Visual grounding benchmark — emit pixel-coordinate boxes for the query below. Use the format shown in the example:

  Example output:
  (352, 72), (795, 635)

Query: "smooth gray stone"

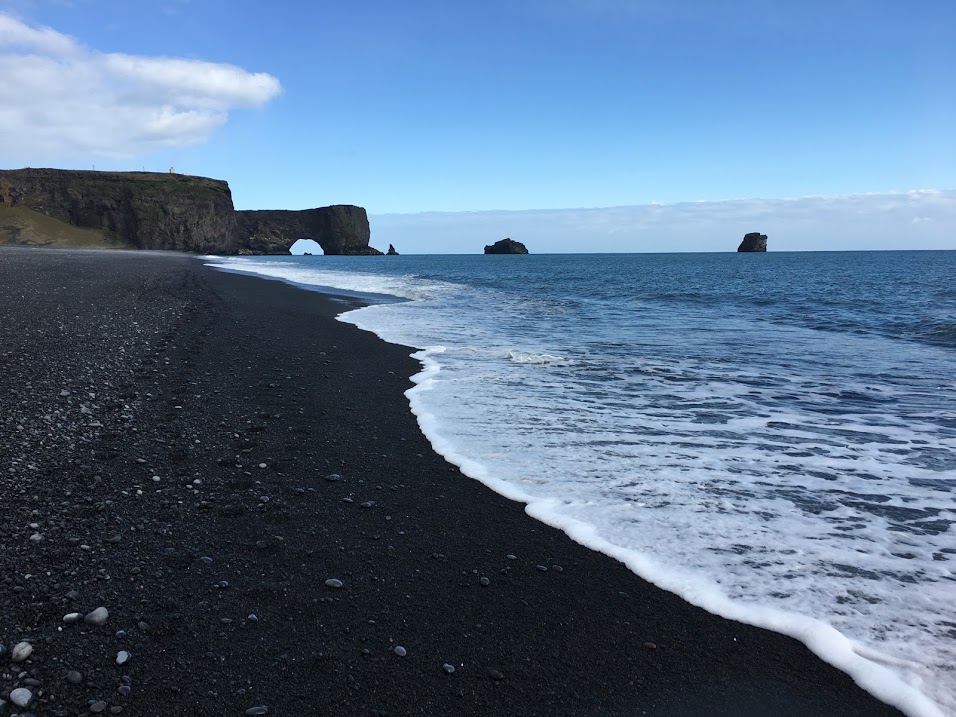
(84, 606), (109, 625)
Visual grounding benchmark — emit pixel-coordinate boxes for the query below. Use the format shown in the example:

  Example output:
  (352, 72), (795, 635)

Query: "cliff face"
(235, 206), (380, 255)
(0, 169), (238, 253)
(0, 168), (378, 256)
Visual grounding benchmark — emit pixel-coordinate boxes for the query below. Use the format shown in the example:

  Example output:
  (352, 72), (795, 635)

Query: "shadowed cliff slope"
(0, 169), (238, 253)
(0, 168), (377, 255)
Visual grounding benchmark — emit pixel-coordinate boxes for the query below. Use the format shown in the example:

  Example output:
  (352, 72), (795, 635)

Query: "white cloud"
(371, 190), (956, 254)
(0, 12), (281, 160)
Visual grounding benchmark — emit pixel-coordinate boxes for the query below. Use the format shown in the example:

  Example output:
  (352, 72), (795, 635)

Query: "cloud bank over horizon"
(0, 12), (281, 161)
(370, 190), (956, 254)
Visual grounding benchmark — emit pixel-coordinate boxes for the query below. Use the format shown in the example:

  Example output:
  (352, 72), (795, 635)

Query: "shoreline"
(0, 246), (909, 716)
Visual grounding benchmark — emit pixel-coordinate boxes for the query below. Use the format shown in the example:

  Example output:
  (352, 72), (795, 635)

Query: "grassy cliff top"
(0, 168), (231, 194)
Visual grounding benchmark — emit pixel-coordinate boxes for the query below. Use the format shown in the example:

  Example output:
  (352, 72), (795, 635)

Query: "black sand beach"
(0, 247), (906, 717)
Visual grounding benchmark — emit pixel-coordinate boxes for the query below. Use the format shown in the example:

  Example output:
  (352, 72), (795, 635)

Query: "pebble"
(393, 645), (407, 657)
(487, 668), (505, 681)
(85, 607), (109, 625)
(479, 576), (491, 586)
(442, 663), (456, 674)
(247, 614), (258, 622)
(258, 463), (267, 469)
(325, 578), (344, 589)
(29, 532), (44, 542)
(644, 642), (658, 650)
(10, 688), (32, 707)
(116, 650), (131, 665)
(535, 565), (549, 572)
(90, 701), (107, 713)
(11, 641), (33, 662)
(66, 670), (83, 685)
(246, 707), (269, 716)
(118, 685), (131, 697)
(216, 580), (230, 589)
(63, 611), (82, 623)
(506, 554), (517, 560)
(325, 473), (342, 482)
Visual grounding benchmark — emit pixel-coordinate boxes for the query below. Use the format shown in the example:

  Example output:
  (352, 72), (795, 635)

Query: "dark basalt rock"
(484, 238), (528, 255)
(0, 168), (381, 256)
(0, 168), (238, 253)
(386, 244), (399, 255)
(738, 232), (768, 252)
(236, 206), (380, 255)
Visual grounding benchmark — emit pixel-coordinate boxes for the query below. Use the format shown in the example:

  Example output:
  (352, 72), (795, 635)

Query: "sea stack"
(484, 238), (529, 255)
(386, 244), (399, 255)
(737, 232), (768, 252)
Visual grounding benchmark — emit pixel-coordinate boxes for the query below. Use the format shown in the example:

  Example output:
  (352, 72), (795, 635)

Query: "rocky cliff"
(737, 232), (768, 252)
(0, 168), (378, 255)
(0, 169), (238, 253)
(235, 206), (380, 255)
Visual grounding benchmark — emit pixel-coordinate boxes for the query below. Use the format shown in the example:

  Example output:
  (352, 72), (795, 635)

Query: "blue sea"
(207, 251), (956, 717)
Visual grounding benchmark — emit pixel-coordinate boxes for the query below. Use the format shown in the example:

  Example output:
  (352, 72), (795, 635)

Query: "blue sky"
(1, 0), (954, 251)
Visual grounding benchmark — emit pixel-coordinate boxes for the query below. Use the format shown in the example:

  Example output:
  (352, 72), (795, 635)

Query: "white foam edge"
(205, 263), (945, 717)
(401, 347), (946, 717)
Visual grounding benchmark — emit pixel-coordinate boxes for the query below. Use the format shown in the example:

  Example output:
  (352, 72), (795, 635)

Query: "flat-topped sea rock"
(484, 238), (528, 255)
(236, 205), (379, 255)
(738, 232), (768, 252)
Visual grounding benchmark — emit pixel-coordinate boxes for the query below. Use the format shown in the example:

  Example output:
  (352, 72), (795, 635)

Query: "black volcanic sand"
(0, 246), (906, 717)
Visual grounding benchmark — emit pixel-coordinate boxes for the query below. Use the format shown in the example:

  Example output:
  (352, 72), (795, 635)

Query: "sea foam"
(206, 252), (956, 717)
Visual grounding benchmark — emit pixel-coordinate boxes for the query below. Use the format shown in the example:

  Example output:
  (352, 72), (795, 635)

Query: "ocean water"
(206, 251), (956, 717)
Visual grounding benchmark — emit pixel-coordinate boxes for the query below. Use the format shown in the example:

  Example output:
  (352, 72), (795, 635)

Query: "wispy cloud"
(0, 12), (281, 160)
(371, 190), (956, 253)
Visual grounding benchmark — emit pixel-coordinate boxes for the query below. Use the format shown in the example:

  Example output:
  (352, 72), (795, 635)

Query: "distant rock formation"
(386, 244), (399, 255)
(236, 206), (379, 255)
(0, 168), (380, 255)
(738, 232), (768, 252)
(484, 238), (528, 255)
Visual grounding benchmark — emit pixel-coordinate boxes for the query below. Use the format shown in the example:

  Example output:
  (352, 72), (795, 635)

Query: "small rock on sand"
(10, 687), (33, 707)
(85, 607), (109, 625)
(325, 578), (344, 589)
(12, 641), (33, 662)
(394, 645), (407, 656)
